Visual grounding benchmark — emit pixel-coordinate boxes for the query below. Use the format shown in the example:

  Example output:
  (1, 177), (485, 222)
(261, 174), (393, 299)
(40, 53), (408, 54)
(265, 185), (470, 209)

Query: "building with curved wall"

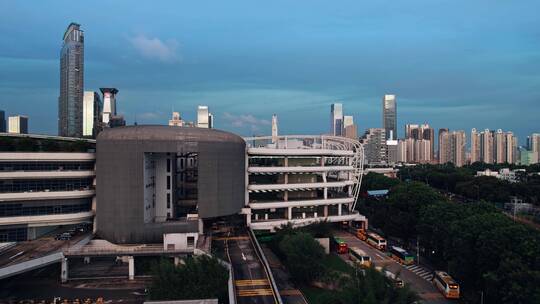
(243, 135), (367, 231)
(96, 125), (246, 244)
(0, 133), (95, 242)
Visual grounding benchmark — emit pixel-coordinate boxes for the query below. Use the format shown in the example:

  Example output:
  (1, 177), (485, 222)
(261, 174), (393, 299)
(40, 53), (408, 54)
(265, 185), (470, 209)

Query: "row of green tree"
(268, 223), (419, 304)
(398, 163), (540, 206)
(359, 172), (540, 303)
(148, 255), (229, 303)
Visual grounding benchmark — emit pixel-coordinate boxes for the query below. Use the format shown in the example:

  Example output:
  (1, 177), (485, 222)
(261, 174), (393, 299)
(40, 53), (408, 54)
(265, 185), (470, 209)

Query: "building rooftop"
(97, 125), (245, 144)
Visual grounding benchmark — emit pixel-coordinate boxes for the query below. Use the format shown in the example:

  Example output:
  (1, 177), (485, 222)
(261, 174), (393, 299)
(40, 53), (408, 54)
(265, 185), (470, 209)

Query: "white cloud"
(129, 35), (180, 63)
(223, 112), (270, 131)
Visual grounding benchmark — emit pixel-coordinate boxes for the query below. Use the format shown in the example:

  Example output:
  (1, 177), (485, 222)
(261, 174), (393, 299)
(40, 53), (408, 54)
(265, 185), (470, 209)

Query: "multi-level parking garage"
(243, 135), (367, 231)
(0, 134), (96, 241)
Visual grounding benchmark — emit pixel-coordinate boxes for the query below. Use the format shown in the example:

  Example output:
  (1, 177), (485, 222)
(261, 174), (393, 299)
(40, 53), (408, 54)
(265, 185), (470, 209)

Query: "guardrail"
(248, 228), (283, 304)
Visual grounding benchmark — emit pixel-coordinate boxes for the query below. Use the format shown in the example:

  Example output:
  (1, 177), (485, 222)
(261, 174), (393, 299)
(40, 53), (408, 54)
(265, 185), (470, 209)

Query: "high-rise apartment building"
(82, 91), (102, 138)
(197, 106), (212, 128)
(480, 129), (494, 164)
(405, 123), (434, 158)
(494, 129), (506, 164)
(529, 133), (540, 155)
(331, 103), (343, 136)
(8, 115), (29, 134)
(382, 95), (397, 140)
(362, 128), (386, 164)
(59, 23), (84, 137)
(439, 130), (466, 167)
(0, 110), (5, 132)
(470, 128), (481, 163)
(505, 132), (518, 164)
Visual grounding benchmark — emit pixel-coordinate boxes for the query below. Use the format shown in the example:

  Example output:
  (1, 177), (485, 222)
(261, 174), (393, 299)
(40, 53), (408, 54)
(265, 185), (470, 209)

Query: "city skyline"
(1, 1), (539, 140)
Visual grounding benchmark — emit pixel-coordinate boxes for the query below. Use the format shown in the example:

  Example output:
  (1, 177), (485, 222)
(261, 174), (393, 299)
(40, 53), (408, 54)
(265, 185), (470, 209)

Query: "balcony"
(249, 197), (355, 210)
(248, 181), (354, 192)
(248, 165), (354, 174)
(0, 170), (95, 180)
(0, 190), (95, 201)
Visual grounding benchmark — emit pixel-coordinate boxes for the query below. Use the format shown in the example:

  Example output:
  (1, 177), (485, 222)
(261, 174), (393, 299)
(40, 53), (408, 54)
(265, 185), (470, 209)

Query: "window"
(167, 193), (171, 208)
(166, 159), (171, 173)
(167, 176), (171, 190)
(187, 236), (195, 248)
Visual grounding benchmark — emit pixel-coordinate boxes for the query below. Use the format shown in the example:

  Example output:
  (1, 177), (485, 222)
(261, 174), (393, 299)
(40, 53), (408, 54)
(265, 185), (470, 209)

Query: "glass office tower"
(382, 95), (397, 140)
(59, 23), (84, 137)
(331, 103), (343, 136)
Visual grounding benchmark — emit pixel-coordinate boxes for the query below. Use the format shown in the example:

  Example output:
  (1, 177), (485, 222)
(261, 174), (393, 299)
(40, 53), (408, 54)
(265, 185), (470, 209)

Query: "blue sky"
(0, 0), (539, 142)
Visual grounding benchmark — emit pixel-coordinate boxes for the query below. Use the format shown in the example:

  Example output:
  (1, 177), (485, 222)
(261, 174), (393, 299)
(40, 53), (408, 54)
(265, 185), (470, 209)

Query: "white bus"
(366, 232), (387, 251)
(349, 247), (372, 267)
(433, 271), (460, 299)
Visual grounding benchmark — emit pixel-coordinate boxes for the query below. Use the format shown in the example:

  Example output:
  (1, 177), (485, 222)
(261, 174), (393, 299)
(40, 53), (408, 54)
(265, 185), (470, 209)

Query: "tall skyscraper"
(271, 114), (278, 143)
(330, 103), (343, 136)
(82, 91), (102, 138)
(0, 110), (5, 132)
(197, 105), (211, 128)
(343, 115), (358, 140)
(59, 23), (84, 137)
(8, 115), (28, 134)
(382, 94), (397, 140)
(470, 128), (481, 163)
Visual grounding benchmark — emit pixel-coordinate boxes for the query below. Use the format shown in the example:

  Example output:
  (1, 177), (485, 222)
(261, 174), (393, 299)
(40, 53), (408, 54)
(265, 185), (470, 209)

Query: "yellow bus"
(349, 247), (372, 268)
(366, 232), (387, 251)
(433, 271), (460, 299)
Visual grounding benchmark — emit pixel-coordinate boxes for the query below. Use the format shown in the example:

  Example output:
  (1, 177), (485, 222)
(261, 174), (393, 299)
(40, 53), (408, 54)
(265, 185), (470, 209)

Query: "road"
(223, 232), (278, 304)
(0, 230), (91, 268)
(333, 230), (455, 304)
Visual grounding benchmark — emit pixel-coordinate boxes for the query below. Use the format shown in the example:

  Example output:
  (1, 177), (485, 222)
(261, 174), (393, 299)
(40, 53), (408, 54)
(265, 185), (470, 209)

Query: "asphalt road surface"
(224, 233), (278, 304)
(333, 230), (456, 304)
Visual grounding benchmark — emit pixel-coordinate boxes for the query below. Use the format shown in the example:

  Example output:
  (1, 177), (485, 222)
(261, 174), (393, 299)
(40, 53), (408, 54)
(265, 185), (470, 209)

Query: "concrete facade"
(96, 125), (246, 244)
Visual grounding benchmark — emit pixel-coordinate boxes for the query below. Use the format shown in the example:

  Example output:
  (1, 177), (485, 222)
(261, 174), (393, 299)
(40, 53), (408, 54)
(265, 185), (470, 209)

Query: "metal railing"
(244, 135), (364, 211)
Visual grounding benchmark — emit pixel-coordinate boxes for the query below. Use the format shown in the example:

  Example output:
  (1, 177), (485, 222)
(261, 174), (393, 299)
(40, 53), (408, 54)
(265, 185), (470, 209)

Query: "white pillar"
(198, 219), (204, 235)
(61, 258), (68, 283)
(128, 256), (135, 280)
(288, 207), (292, 220)
(324, 206), (328, 217)
(338, 204), (342, 216)
(174, 256), (181, 266)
